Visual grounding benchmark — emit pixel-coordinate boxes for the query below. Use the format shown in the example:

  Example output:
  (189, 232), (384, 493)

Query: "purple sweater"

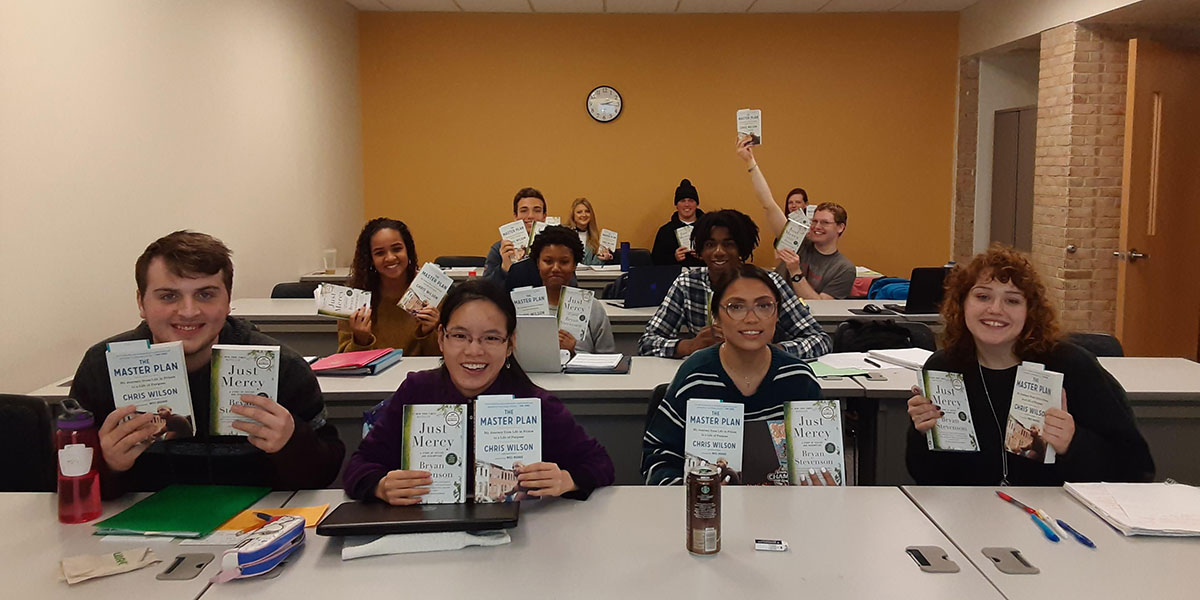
(343, 367), (615, 501)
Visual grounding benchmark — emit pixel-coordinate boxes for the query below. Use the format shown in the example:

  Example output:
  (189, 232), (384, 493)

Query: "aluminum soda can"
(687, 466), (721, 554)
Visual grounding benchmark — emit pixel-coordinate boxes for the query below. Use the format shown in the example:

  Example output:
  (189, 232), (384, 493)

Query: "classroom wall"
(960, 0), (1142, 56)
(360, 13), (958, 276)
(0, 0), (363, 394)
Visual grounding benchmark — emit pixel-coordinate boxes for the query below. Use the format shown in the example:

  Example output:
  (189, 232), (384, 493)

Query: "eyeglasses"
(810, 219), (838, 227)
(443, 331), (509, 348)
(721, 301), (777, 321)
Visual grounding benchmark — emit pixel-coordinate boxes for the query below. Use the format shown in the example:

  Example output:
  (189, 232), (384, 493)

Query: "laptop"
(884, 267), (948, 315)
(624, 265), (682, 308)
(316, 501), (519, 536)
(514, 315), (566, 373)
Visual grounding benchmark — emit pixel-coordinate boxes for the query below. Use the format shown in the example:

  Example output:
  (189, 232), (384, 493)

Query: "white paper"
(565, 353), (623, 369)
(499, 220), (531, 262)
(398, 262), (453, 315)
(684, 399), (745, 477)
(474, 395), (541, 503)
(316, 283), (371, 319)
(545, 216), (561, 226)
(1066, 482), (1200, 536)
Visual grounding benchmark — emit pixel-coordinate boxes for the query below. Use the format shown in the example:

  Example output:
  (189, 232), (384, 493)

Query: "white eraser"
(754, 539), (789, 552)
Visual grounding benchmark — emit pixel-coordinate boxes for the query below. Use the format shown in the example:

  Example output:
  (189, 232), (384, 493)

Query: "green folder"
(93, 484), (271, 538)
(807, 361), (868, 378)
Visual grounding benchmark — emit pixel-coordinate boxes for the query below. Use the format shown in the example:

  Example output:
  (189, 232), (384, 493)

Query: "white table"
(904, 486), (1200, 600)
(804, 299), (944, 333)
(299, 268), (351, 284)
(3, 491), (293, 599)
(196, 487), (1002, 600)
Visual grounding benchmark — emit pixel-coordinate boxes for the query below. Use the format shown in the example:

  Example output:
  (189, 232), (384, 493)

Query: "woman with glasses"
(530, 225), (615, 355)
(342, 279), (615, 504)
(642, 264), (830, 486)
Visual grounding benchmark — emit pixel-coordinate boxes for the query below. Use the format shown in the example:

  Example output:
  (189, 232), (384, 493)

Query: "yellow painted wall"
(360, 13), (957, 277)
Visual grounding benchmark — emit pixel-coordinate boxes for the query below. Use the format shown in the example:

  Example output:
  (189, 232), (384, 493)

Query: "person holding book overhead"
(642, 264), (831, 486)
(343, 279), (615, 504)
(69, 231), (345, 497)
(638, 209), (831, 359)
(905, 245), (1154, 486)
(339, 218), (440, 356)
(528, 225), (615, 355)
(568, 197), (614, 265)
(650, 178), (705, 267)
(484, 187), (548, 284)
(736, 136), (855, 300)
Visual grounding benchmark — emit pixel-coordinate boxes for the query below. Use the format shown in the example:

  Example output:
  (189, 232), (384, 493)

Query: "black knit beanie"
(674, 179), (699, 204)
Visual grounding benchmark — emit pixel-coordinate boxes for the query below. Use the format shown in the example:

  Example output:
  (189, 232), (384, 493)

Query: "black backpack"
(831, 319), (936, 353)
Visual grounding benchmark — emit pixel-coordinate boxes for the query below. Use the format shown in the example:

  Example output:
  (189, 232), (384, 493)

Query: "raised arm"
(736, 135), (788, 237)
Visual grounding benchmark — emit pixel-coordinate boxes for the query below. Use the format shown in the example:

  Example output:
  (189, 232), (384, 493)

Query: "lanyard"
(977, 363), (1010, 486)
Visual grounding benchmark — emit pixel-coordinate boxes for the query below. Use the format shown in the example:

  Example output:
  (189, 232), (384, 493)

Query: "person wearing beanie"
(651, 178), (706, 266)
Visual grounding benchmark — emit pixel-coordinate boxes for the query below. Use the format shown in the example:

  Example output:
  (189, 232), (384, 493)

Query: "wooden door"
(1117, 39), (1200, 359)
(990, 107), (1035, 250)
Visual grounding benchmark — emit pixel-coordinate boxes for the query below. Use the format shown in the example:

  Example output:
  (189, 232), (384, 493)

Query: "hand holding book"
(97, 405), (161, 472)
(229, 394), (295, 454)
(558, 329), (578, 355)
(516, 462), (577, 498)
(374, 469), (433, 506)
(1042, 390), (1075, 455)
(907, 385), (943, 433)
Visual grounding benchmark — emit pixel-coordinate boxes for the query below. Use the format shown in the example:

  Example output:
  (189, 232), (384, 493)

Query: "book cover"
(398, 262), (453, 315)
(315, 283), (371, 319)
(499, 220), (532, 262)
(1004, 362), (1063, 464)
(766, 420), (789, 485)
(784, 400), (845, 485)
(530, 221), (551, 243)
(919, 370), (979, 452)
(775, 215), (811, 253)
(674, 225), (694, 251)
(736, 108), (762, 145)
(704, 289), (714, 327)
(105, 340), (194, 441)
(599, 229), (619, 253)
(210, 345), (280, 436)
(684, 399), (745, 484)
(510, 286), (553, 316)
(544, 216), (561, 226)
(474, 395), (541, 503)
(402, 404), (467, 504)
(557, 286), (594, 343)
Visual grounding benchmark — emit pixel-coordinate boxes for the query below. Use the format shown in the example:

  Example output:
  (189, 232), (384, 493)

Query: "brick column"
(952, 57), (979, 264)
(1033, 23), (1127, 334)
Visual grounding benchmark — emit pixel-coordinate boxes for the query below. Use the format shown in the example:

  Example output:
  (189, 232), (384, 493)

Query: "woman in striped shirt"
(641, 264), (833, 486)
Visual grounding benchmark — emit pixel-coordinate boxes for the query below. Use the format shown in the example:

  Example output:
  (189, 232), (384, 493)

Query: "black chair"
(271, 281), (320, 298)
(644, 383), (671, 433)
(434, 256), (486, 268)
(0, 394), (56, 492)
(627, 248), (653, 267)
(1066, 332), (1124, 357)
(831, 319), (937, 353)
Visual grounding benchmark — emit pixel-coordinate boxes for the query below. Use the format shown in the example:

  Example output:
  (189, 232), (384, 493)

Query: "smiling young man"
(776, 202), (856, 300)
(650, 178), (706, 267)
(69, 231), (344, 497)
(638, 209), (832, 359)
(484, 187), (548, 283)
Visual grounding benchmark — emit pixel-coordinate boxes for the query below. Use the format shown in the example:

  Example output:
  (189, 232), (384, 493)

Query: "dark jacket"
(905, 342), (1154, 486)
(69, 316), (345, 497)
(651, 210), (706, 267)
(343, 367), (615, 501)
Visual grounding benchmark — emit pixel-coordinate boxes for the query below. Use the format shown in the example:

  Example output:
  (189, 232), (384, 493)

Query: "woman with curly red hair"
(905, 245), (1154, 485)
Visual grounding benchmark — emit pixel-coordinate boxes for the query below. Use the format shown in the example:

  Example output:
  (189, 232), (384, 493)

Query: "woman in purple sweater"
(343, 279), (615, 503)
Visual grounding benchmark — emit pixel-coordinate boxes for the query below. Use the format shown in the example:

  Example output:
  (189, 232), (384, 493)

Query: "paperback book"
(511, 286), (553, 316)
(398, 262), (453, 315)
(684, 399), (745, 484)
(557, 286), (595, 343)
(919, 370), (979, 452)
(315, 283), (371, 319)
(474, 395), (542, 503)
(736, 108), (762, 145)
(775, 214), (811, 253)
(599, 229), (619, 253)
(499, 220), (532, 263)
(545, 217), (561, 226)
(402, 404), (467, 504)
(784, 400), (845, 485)
(675, 225), (694, 251)
(530, 221), (551, 243)
(1004, 362), (1063, 464)
(210, 345), (280, 436)
(105, 340), (194, 441)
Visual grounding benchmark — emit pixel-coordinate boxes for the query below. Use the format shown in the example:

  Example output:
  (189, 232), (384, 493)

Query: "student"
(484, 187), (547, 284)
(69, 231), (345, 496)
(638, 209), (832, 359)
(905, 245), (1155, 486)
(568, 197), (614, 266)
(343, 279), (616, 503)
(641, 264), (831, 486)
(339, 218), (440, 356)
(527, 225), (616, 355)
(784, 187), (809, 221)
(650, 179), (705, 267)
(736, 136), (855, 299)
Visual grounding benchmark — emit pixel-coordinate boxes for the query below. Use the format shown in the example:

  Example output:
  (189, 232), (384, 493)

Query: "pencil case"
(212, 515), (305, 582)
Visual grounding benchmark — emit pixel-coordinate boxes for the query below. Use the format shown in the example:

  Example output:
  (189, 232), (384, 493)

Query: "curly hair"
(530, 225), (584, 265)
(347, 218), (419, 313)
(941, 244), (1060, 360)
(693, 209), (760, 262)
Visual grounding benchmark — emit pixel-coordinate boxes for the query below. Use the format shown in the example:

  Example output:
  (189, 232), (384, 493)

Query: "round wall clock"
(586, 86), (622, 123)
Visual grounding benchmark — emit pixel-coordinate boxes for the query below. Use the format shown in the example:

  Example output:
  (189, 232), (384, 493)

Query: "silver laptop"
(514, 315), (564, 373)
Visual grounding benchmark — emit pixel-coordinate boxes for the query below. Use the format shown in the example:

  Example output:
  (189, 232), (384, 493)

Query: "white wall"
(0, 0), (363, 394)
(960, 0), (1141, 56)
(973, 51), (1040, 253)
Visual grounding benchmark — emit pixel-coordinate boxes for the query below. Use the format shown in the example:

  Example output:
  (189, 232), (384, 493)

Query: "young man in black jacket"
(650, 178), (705, 267)
(69, 231), (344, 497)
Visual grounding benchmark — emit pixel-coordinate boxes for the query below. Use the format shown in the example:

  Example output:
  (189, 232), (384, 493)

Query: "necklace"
(720, 343), (768, 393)
(977, 362), (1010, 486)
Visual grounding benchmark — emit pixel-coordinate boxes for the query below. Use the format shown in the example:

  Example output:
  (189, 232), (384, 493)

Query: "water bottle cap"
(57, 398), (95, 430)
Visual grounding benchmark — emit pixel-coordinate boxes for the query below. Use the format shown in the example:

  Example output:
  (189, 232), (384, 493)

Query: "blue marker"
(1057, 519), (1096, 549)
(1031, 514), (1060, 542)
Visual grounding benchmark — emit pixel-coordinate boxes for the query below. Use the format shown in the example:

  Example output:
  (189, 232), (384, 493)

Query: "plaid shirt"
(637, 269), (832, 358)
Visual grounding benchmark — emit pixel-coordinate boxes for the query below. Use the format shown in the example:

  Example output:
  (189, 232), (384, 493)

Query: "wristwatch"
(790, 272), (804, 283)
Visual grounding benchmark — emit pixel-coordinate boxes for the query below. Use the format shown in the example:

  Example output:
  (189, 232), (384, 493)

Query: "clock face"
(587, 86), (622, 123)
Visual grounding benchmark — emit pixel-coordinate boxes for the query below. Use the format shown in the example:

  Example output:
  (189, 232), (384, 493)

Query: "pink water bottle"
(56, 399), (102, 524)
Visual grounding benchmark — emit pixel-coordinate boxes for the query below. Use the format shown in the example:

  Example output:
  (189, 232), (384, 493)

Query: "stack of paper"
(1065, 482), (1200, 536)
(563, 353), (625, 373)
(867, 348), (934, 370)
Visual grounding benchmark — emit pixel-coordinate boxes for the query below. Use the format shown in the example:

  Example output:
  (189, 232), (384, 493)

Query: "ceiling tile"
(605, 0), (679, 12)
(677, 0), (755, 13)
(377, 0), (462, 9)
(891, 0), (978, 11)
(455, 0), (533, 12)
(344, 0), (389, 10)
(531, 0), (604, 12)
(819, 0), (904, 12)
(748, 0), (829, 13)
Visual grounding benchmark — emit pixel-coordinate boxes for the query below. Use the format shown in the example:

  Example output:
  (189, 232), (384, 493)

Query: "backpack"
(832, 319), (936, 353)
(868, 277), (909, 300)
